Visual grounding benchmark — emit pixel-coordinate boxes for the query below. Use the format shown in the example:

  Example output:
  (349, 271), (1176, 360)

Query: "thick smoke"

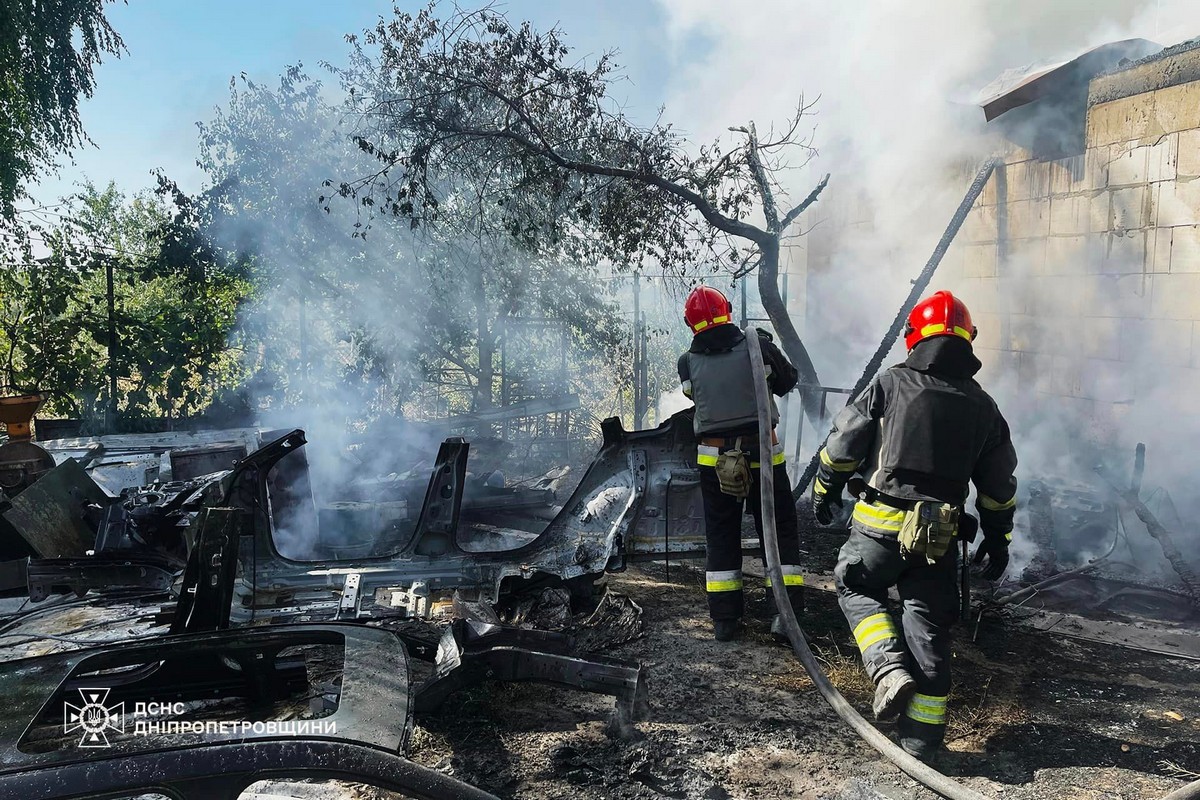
(199, 74), (624, 559)
(654, 0), (1200, 579)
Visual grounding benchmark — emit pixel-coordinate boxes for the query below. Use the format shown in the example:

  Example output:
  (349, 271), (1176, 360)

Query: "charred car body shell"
(231, 413), (705, 619)
(0, 623), (498, 800)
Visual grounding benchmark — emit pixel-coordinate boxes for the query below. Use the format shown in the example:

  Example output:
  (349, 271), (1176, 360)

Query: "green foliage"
(195, 67), (627, 423)
(0, 182), (251, 430)
(333, 4), (787, 277)
(334, 3), (828, 419)
(0, 0), (124, 217)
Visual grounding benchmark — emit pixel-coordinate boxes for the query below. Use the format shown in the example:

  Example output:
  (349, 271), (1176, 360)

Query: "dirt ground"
(402, 561), (1200, 800)
(8, 524), (1200, 799)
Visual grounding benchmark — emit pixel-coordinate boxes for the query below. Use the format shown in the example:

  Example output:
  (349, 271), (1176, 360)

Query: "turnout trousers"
(698, 441), (805, 622)
(834, 520), (958, 748)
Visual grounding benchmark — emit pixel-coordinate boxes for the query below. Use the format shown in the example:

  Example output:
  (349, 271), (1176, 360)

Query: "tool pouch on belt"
(898, 501), (959, 565)
(714, 436), (752, 499)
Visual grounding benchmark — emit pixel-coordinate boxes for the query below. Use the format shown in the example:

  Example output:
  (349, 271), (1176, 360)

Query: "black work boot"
(768, 615), (797, 646)
(763, 585), (805, 615)
(898, 717), (947, 762)
(872, 668), (917, 721)
(713, 618), (741, 641)
(765, 587), (804, 645)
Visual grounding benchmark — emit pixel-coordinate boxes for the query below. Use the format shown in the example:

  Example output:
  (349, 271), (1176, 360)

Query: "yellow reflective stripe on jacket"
(751, 443), (786, 468)
(706, 569), (743, 592)
(979, 493), (1016, 511)
(852, 500), (906, 532)
(697, 444), (720, 467)
(905, 693), (948, 726)
(1004, 531), (1013, 542)
(819, 448), (860, 473)
(765, 565), (805, 587)
(813, 477), (829, 496)
(852, 612), (898, 652)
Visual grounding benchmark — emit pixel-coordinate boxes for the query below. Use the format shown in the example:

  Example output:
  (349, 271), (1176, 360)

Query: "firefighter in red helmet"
(811, 289), (1017, 760)
(678, 285), (805, 641)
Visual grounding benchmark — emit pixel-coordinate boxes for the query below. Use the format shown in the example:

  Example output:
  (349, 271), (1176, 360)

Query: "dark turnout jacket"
(815, 337), (1018, 546)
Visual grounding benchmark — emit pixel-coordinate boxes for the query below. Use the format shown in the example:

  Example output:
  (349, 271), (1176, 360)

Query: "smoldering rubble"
(5, 5), (1200, 799)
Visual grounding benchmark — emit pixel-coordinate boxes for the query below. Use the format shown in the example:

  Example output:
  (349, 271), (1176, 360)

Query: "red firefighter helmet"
(904, 290), (977, 351)
(684, 286), (733, 334)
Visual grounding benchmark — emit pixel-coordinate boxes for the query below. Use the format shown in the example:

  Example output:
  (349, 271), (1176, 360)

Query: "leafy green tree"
(0, 182), (250, 430)
(0, 0), (124, 218)
(333, 4), (830, 424)
(196, 68), (627, 424)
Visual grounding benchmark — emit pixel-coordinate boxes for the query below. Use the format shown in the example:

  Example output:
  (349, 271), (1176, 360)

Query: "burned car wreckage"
(0, 407), (711, 799)
(3, 392), (1199, 798)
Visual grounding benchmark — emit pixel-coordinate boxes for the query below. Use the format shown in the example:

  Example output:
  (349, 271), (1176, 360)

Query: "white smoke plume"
(653, 0), (1200, 575)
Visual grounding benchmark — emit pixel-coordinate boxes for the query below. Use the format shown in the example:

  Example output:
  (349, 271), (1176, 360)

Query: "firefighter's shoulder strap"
(715, 436), (751, 499)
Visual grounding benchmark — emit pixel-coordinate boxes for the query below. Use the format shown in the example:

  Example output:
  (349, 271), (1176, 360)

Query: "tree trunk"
(473, 263), (495, 438)
(757, 238), (824, 428)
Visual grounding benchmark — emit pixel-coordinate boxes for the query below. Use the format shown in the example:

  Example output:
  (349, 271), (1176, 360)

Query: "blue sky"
(29, 0), (684, 205)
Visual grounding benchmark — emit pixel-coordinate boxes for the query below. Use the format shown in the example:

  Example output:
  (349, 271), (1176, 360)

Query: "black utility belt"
(861, 488), (917, 512)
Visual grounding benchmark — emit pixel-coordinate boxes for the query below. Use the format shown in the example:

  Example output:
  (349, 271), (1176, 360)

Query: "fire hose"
(746, 324), (994, 800)
(753, 148), (1200, 796)
(1162, 780), (1200, 800)
(752, 326), (1200, 799)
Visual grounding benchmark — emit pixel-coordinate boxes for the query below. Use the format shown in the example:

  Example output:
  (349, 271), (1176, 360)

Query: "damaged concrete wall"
(936, 41), (1200, 449)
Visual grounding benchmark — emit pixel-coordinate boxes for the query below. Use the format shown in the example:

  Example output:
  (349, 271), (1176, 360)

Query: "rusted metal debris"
(1096, 456), (1200, 611)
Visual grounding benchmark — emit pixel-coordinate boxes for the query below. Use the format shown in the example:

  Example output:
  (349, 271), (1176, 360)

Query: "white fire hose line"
(746, 323), (994, 800)
(747, 325), (1200, 800)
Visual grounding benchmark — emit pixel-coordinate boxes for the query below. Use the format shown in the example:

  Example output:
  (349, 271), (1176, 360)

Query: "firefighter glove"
(972, 539), (1009, 581)
(811, 481), (842, 526)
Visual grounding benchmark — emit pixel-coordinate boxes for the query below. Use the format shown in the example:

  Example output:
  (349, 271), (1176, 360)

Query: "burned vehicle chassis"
(228, 415), (706, 621)
(0, 624), (498, 800)
(0, 415), (687, 794)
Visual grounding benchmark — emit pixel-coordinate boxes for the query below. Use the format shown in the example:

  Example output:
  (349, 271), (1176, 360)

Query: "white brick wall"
(1157, 180), (1200, 227)
(814, 77), (1200, 445)
(1009, 199), (1051, 239)
(1177, 130), (1200, 178)
(1109, 185), (1147, 231)
(1148, 226), (1172, 273)
(1120, 318), (1193, 365)
(1169, 224), (1200, 272)
(1150, 272), (1200, 320)
(1100, 231), (1146, 275)
(1079, 274), (1152, 319)
(962, 242), (998, 278)
(1108, 146), (1150, 186)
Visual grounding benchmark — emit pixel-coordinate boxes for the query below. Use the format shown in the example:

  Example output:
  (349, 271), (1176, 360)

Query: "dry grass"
(810, 640), (875, 705)
(408, 723), (454, 760)
(945, 676), (1031, 750)
(1160, 760), (1200, 780)
(754, 637), (872, 698)
(754, 635), (875, 707)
